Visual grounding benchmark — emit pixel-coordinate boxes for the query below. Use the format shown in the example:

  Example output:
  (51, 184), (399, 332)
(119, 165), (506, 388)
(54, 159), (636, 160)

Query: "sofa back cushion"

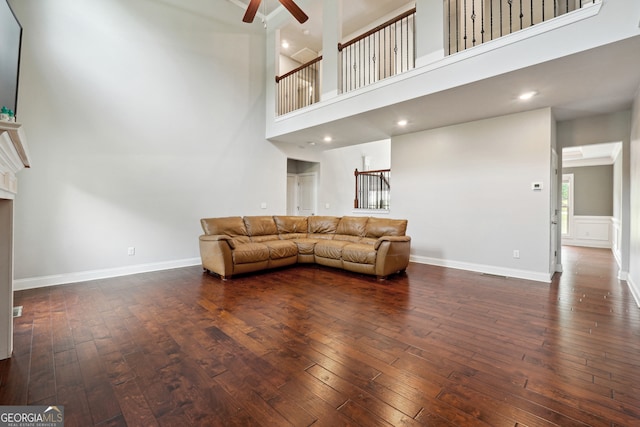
(365, 217), (408, 238)
(244, 216), (279, 243)
(273, 216), (308, 240)
(308, 216), (340, 237)
(336, 216), (368, 237)
(200, 216), (251, 246)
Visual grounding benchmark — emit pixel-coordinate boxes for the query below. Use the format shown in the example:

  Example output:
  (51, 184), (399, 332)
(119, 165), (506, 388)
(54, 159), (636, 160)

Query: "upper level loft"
(260, 0), (640, 147)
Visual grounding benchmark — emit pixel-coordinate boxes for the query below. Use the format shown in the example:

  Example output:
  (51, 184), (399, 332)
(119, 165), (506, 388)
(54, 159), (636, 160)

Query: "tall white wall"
(11, 0), (285, 286)
(392, 108), (553, 281)
(629, 87), (640, 306)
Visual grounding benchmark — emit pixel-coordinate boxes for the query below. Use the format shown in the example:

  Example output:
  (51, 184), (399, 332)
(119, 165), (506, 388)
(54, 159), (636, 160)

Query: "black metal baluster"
(472, 0), (476, 46)
(463, 0), (468, 49)
(500, 0), (503, 36)
(508, 0), (513, 34)
(481, 0), (485, 44)
(519, 0), (523, 29)
(490, 0), (493, 41)
(447, 0), (450, 54)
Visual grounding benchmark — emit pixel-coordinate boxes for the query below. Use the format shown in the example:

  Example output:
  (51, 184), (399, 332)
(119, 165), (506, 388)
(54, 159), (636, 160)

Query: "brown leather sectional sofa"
(199, 215), (411, 280)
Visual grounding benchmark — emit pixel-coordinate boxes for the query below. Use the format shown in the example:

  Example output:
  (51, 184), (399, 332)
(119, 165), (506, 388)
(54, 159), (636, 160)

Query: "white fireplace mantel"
(0, 120), (30, 360)
(0, 121), (30, 198)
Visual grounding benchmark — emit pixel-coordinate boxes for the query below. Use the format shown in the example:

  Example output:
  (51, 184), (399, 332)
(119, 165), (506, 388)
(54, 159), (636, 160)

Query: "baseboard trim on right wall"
(627, 274), (640, 308)
(409, 255), (552, 283)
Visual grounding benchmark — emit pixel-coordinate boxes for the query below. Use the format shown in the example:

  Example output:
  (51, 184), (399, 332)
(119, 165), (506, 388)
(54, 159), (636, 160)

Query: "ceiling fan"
(242, 0), (309, 24)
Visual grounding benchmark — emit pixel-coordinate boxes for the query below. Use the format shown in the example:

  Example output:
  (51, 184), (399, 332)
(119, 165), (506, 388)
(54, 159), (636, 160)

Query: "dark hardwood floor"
(1, 246), (639, 426)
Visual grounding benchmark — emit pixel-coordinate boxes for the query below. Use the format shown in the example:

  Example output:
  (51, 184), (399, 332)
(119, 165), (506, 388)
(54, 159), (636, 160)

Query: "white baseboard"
(626, 274), (640, 308)
(14, 258), (202, 291)
(410, 255), (552, 283)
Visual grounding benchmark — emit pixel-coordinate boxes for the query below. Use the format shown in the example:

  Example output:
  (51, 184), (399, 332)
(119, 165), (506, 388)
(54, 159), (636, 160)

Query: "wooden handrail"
(275, 55), (323, 83)
(338, 8), (416, 51)
(356, 168), (391, 175)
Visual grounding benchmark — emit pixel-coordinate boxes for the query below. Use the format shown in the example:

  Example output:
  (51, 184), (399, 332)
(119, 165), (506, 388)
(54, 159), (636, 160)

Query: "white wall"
(629, 87), (640, 306)
(11, 0), (285, 287)
(392, 108), (553, 281)
(319, 139), (390, 216)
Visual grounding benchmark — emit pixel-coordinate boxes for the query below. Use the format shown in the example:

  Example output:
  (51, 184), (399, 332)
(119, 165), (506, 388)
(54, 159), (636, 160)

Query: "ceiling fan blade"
(242, 0), (261, 23)
(278, 0), (309, 24)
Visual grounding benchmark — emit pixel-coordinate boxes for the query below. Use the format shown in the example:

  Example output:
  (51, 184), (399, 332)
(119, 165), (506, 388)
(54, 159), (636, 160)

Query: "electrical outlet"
(513, 250), (520, 259)
(128, 247), (135, 256)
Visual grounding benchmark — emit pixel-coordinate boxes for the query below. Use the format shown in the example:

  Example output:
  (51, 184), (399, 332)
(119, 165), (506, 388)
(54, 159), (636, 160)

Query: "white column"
(265, 27), (278, 135)
(321, 0), (341, 100)
(415, 0), (446, 67)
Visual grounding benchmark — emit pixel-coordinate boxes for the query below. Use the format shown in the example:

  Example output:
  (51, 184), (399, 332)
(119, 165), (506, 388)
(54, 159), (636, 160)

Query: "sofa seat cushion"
(293, 239), (319, 255)
(263, 240), (298, 259)
(315, 240), (350, 260)
(342, 243), (377, 265)
(232, 243), (270, 264)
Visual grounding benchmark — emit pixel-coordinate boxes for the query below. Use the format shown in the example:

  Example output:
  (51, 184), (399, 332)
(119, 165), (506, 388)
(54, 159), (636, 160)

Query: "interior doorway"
(287, 159), (319, 216)
(560, 141), (623, 274)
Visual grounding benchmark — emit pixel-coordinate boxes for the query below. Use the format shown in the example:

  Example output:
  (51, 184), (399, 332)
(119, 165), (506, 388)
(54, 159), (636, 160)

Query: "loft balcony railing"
(339, 8), (416, 94)
(275, 2), (598, 114)
(354, 168), (391, 210)
(446, 0), (599, 54)
(276, 56), (322, 116)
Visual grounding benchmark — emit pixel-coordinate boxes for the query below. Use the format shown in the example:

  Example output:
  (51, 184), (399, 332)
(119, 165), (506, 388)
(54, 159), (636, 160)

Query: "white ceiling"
(227, 1), (640, 149)
(563, 142), (622, 167)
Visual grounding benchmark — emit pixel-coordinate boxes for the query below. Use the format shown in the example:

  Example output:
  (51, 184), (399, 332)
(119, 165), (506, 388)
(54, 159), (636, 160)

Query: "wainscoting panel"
(562, 215), (612, 248)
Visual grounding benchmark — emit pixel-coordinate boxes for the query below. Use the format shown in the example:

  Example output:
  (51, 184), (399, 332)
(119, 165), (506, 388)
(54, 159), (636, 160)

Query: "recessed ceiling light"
(281, 40), (289, 49)
(397, 119), (408, 126)
(519, 91), (537, 100)
(323, 136), (332, 143)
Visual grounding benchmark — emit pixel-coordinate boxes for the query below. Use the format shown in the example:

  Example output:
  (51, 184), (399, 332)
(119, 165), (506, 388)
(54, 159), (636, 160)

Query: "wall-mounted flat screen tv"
(0, 0), (22, 115)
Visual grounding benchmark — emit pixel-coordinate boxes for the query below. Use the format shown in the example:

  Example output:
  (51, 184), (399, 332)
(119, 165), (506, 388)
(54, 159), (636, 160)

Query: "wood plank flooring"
(1, 246), (639, 426)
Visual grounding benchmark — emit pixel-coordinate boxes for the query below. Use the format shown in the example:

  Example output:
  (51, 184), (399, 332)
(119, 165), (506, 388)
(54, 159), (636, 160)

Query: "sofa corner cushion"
(308, 216), (341, 234)
(365, 217), (408, 238)
(336, 216), (369, 237)
(292, 238), (318, 255)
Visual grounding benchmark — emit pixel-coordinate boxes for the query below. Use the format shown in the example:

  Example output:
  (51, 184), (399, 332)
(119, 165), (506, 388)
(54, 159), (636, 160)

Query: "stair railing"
(354, 168), (391, 210)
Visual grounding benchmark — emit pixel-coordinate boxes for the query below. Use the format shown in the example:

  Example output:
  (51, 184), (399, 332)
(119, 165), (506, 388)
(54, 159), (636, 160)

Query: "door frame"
(287, 172), (318, 216)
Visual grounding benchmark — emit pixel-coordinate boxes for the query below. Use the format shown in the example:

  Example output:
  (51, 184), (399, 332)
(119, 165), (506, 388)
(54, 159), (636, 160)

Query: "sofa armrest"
(199, 234), (235, 279)
(374, 235), (411, 250)
(199, 234), (236, 249)
(374, 236), (411, 278)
